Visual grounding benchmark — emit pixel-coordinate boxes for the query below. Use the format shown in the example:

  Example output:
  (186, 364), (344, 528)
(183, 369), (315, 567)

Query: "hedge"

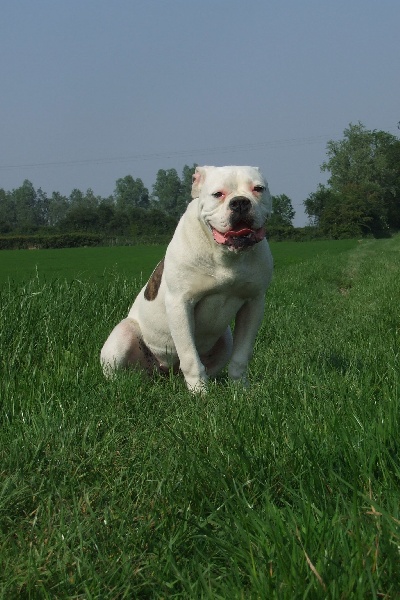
(0, 233), (177, 250)
(0, 227), (333, 250)
(0, 233), (104, 250)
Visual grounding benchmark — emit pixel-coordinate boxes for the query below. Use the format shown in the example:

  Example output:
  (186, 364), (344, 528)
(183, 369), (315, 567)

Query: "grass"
(0, 236), (399, 598)
(0, 238), (357, 284)
(0, 245), (167, 284)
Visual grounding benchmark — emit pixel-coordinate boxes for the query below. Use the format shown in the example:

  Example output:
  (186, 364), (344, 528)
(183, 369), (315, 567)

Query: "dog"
(100, 165), (273, 392)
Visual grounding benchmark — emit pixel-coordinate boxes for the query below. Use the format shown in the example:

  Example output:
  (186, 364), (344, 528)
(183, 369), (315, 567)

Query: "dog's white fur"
(100, 165), (273, 392)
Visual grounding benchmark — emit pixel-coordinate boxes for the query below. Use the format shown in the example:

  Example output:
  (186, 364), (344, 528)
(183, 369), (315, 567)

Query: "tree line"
(304, 123), (400, 238)
(1, 122), (398, 246)
(0, 167), (194, 240)
(0, 164), (296, 244)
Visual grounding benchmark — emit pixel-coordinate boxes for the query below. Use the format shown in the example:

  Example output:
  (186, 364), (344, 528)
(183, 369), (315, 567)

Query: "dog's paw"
(230, 374), (250, 390)
(228, 358), (250, 390)
(100, 358), (117, 380)
(185, 376), (209, 395)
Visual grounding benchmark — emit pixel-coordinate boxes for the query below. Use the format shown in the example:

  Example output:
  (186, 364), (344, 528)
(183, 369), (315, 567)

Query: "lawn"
(0, 245), (167, 285)
(0, 238), (357, 284)
(0, 236), (399, 598)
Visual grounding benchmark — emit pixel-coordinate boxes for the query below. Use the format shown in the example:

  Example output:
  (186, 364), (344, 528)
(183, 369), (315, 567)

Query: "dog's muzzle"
(210, 195), (266, 251)
(211, 224), (266, 251)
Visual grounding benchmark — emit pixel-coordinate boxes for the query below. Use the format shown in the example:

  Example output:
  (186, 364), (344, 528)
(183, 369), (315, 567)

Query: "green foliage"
(305, 123), (400, 237)
(270, 194), (295, 227)
(151, 164), (197, 218)
(385, 140), (400, 228)
(114, 175), (149, 212)
(0, 233), (103, 250)
(322, 123), (398, 193)
(304, 184), (334, 227)
(0, 237), (399, 596)
(13, 179), (39, 232)
(59, 204), (101, 233)
(0, 165), (202, 244)
(0, 187), (15, 233)
(2, 126), (400, 244)
(47, 191), (69, 227)
(151, 168), (182, 216)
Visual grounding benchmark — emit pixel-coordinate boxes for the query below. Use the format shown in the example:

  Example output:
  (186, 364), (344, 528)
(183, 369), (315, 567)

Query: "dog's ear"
(191, 166), (207, 198)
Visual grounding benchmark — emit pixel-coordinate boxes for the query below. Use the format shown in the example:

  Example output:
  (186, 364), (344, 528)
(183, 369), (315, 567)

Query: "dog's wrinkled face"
(192, 165), (272, 251)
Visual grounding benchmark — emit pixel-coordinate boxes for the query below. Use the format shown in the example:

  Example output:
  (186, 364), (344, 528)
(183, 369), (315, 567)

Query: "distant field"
(0, 238), (358, 285)
(0, 244), (167, 285)
(1, 236), (399, 597)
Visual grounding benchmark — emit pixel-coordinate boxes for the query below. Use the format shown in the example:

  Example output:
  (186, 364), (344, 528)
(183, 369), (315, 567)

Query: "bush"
(267, 225), (326, 242)
(0, 233), (103, 250)
(0, 232), (175, 250)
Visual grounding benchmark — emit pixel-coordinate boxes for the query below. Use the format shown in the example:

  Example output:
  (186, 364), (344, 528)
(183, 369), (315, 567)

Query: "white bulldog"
(100, 165), (273, 392)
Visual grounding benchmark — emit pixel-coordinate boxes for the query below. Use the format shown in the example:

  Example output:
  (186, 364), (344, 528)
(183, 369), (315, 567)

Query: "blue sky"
(1, 1), (399, 225)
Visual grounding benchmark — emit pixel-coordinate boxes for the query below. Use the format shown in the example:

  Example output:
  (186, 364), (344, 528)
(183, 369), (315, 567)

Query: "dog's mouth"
(211, 225), (266, 250)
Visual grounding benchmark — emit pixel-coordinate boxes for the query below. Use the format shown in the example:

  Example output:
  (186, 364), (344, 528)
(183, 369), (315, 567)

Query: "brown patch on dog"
(135, 335), (179, 376)
(144, 259), (165, 301)
(119, 317), (178, 375)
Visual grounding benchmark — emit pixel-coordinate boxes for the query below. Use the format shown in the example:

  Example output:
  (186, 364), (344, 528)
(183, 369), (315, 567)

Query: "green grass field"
(1, 237), (399, 598)
(0, 239), (357, 284)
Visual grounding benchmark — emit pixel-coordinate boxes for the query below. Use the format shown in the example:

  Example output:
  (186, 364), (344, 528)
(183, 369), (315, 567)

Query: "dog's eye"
(253, 185), (265, 193)
(212, 191), (224, 199)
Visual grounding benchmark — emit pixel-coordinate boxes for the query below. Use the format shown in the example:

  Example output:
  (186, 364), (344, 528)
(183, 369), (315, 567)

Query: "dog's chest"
(194, 291), (245, 333)
(211, 258), (264, 297)
(193, 266), (261, 332)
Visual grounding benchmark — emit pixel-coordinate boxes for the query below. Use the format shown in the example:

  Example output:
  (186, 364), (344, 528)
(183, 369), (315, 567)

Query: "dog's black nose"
(229, 196), (251, 213)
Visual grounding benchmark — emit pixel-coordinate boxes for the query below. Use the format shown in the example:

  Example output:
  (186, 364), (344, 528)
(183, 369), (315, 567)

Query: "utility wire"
(0, 135), (331, 171)
(2, 127), (398, 172)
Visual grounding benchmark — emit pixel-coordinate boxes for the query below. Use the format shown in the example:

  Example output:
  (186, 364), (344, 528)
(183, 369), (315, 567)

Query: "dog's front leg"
(165, 292), (207, 393)
(228, 295), (266, 385)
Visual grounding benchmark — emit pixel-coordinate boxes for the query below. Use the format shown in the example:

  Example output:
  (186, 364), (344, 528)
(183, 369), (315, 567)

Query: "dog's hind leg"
(201, 326), (233, 378)
(100, 318), (159, 377)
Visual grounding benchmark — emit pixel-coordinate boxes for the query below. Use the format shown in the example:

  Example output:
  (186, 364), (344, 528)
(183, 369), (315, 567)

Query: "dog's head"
(192, 165), (272, 251)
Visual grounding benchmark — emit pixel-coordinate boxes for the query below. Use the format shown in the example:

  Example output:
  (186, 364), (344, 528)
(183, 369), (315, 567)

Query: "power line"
(2, 125), (398, 173)
(0, 134), (332, 171)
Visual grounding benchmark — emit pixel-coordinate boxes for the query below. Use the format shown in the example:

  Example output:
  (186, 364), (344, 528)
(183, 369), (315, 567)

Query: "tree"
(322, 123), (398, 196)
(0, 188), (15, 233)
(114, 176), (149, 213)
(48, 192), (69, 228)
(269, 194), (295, 227)
(177, 164), (197, 214)
(316, 185), (384, 238)
(83, 188), (101, 209)
(59, 205), (99, 232)
(151, 168), (183, 218)
(305, 123), (400, 236)
(384, 140), (400, 229)
(304, 185), (334, 227)
(97, 200), (116, 233)
(13, 180), (38, 232)
(69, 188), (85, 207)
(35, 188), (50, 227)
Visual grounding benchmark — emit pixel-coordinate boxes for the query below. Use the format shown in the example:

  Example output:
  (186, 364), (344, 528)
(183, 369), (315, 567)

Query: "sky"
(1, 1), (399, 226)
